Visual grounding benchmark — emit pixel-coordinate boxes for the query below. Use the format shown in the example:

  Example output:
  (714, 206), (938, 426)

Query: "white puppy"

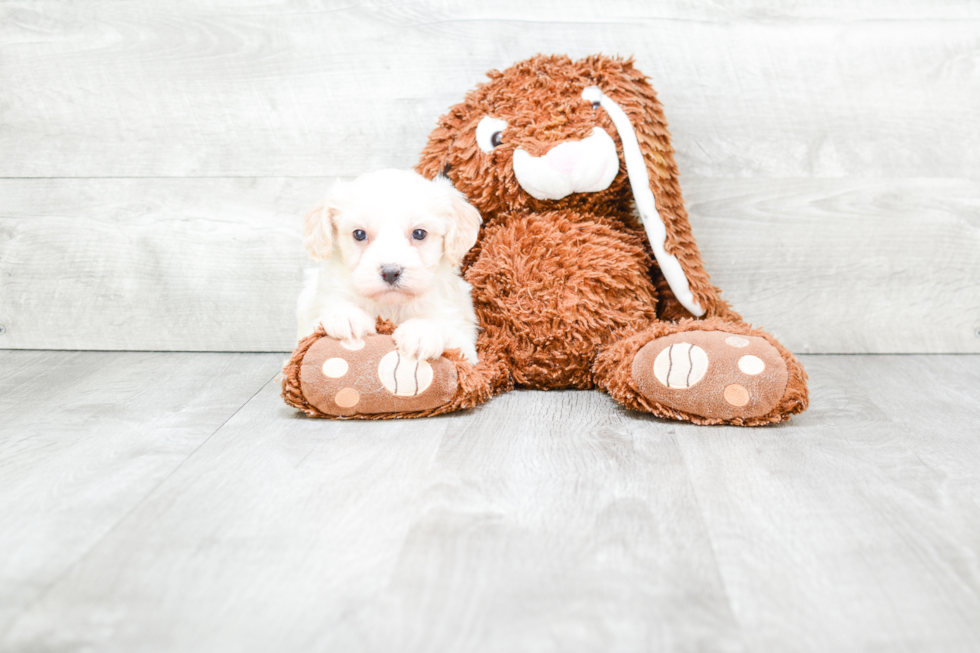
(297, 169), (482, 364)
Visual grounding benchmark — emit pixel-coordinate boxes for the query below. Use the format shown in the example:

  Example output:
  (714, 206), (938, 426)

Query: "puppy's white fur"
(297, 169), (482, 364)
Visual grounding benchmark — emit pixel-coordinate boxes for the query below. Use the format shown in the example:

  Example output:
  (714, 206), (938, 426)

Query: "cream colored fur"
(297, 169), (482, 363)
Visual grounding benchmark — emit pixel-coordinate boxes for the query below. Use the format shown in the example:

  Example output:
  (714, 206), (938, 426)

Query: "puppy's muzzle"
(380, 264), (404, 285)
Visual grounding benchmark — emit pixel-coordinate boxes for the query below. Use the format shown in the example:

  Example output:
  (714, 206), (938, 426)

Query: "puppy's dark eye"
(490, 131), (503, 147)
(353, 229), (367, 241)
(412, 229), (427, 241)
(591, 101), (601, 110)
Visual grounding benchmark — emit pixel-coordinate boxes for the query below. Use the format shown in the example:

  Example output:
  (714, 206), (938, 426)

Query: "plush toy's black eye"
(591, 101), (601, 110)
(412, 229), (427, 241)
(353, 229), (367, 241)
(476, 116), (508, 153)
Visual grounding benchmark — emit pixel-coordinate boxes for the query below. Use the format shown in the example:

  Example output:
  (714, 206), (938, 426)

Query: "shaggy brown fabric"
(283, 53), (808, 425)
(465, 210), (659, 389)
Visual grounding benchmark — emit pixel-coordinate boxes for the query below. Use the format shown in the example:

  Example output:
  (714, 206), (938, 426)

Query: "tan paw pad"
(298, 335), (458, 417)
(633, 331), (788, 420)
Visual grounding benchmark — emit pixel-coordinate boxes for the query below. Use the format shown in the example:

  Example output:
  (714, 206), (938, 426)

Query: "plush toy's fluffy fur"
(284, 54), (808, 425)
(417, 54), (807, 424)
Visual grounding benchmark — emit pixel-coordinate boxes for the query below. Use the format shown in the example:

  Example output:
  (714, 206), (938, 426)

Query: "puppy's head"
(303, 169), (481, 305)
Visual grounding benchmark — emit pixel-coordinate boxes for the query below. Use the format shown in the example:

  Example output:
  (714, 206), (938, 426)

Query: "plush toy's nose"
(541, 141), (581, 176)
(380, 265), (403, 285)
(512, 128), (619, 201)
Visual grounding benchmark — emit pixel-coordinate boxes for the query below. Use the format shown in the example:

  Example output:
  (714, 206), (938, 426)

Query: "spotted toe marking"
(724, 384), (749, 406)
(322, 357), (349, 378)
(737, 355), (765, 375)
(334, 387), (360, 408)
(725, 336), (749, 348)
(377, 351), (434, 397)
(653, 343), (708, 389)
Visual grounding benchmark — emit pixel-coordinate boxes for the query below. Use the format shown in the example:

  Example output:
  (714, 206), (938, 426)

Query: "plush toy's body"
(283, 54), (808, 425)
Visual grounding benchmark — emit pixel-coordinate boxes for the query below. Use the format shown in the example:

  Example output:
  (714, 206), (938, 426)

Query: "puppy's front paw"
(317, 308), (377, 342)
(393, 319), (445, 361)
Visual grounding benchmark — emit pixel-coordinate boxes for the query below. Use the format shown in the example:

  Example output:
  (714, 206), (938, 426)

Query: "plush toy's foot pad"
(299, 335), (458, 417)
(632, 330), (788, 421)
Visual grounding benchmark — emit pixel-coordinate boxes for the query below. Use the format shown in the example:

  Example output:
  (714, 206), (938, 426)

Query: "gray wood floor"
(1, 351), (978, 652)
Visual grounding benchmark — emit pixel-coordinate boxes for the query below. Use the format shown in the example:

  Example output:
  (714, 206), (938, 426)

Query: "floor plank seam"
(0, 369), (279, 643)
(672, 430), (750, 653)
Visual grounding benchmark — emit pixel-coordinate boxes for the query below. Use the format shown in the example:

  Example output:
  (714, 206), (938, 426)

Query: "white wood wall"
(1, 1), (978, 353)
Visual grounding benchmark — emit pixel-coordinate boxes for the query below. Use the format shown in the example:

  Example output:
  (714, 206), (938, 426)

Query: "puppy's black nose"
(380, 264), (403, 285)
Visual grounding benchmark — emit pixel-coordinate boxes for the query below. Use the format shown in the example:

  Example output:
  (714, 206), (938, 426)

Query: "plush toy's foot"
(284, 324), (514, 420)
(283, 333), (458, 418)
(594, 318), (808, 426)
(632, 330), (788, 422)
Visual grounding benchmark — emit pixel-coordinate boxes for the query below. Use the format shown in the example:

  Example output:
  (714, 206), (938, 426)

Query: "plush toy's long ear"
(435, 175), (482, 268)
(302, 180), (345, 261)
(582, 77), (728, 319)
(416, 124), (455, 181)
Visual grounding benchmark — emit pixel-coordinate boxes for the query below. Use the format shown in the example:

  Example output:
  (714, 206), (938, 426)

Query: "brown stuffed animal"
(283, 54), (808, 426)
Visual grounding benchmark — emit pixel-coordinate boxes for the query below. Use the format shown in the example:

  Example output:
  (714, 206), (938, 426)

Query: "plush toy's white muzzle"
(512, 128), (620, 201)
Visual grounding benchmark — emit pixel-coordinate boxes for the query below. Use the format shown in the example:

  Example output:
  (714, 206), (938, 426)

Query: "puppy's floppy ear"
(435, 175), (482, 268)
(302, 179), (346, 261)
